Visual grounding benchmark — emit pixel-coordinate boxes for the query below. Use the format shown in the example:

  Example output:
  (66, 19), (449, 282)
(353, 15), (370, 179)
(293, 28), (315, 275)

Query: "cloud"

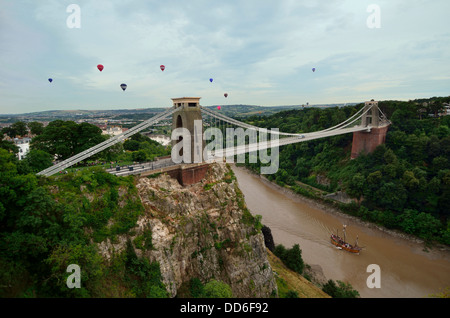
(0, 0), (449, 113)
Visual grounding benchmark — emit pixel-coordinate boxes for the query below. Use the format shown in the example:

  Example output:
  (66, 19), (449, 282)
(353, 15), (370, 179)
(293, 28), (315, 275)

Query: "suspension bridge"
(37, 97), (390, 183)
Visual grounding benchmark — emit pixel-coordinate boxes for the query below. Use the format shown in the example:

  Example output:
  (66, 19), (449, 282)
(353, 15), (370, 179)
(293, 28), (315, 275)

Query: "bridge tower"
(351, 100), (390, 159)
(171, 97), (204, 164)
(168, 97), (209, 185)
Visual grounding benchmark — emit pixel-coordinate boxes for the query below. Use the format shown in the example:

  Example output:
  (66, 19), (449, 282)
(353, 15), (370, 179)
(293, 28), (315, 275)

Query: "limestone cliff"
(100, 163), (277, 298)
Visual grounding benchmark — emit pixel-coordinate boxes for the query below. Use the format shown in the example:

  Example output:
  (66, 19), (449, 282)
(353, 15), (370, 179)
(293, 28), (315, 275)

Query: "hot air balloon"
(120, 83), (127, 91)
(210, 78), (213, 83)
(48, 78), (53, 83)
(160, 65), (165, 71)
(97, 64), (104, 72)
(217, 106), (221, 110)
(312, 68), (315, 72)
(224, 93), (228, 98)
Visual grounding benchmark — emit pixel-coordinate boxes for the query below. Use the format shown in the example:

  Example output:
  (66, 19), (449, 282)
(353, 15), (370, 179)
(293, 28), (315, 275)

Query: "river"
(231, 165), (450, 298)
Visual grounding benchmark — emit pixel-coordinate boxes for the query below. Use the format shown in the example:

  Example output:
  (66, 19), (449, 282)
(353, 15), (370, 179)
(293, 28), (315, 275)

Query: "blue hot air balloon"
(312, 68), (316, 72)
(48, 78), (53, 83)
(120, 83), (127, 91)
(210, 78), (213, 83)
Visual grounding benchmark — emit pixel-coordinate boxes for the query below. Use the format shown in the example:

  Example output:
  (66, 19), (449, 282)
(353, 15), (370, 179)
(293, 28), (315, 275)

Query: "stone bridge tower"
(351, 100), (390, 159)
(171, 97), (204, 164)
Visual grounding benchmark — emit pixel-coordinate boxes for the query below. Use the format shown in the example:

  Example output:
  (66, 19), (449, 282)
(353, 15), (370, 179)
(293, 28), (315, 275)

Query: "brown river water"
(231, 165), (450, 298)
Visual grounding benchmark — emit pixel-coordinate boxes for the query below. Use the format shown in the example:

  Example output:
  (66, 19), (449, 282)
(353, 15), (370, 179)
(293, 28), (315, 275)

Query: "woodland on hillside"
(240, 97), (450, 245)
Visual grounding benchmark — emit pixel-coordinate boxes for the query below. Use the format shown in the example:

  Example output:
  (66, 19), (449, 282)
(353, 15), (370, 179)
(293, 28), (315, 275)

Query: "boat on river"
(331, 225), (362, 254)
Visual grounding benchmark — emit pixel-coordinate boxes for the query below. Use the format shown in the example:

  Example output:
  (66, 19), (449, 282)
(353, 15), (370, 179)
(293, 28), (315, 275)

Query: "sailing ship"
(330, 225), (362, 254)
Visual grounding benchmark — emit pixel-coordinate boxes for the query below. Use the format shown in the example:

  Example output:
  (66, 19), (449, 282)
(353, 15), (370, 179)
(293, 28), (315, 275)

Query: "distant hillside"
(0, 108), (168, 121)
(203, 103), (358, 118)
(0, 103), (358, 121)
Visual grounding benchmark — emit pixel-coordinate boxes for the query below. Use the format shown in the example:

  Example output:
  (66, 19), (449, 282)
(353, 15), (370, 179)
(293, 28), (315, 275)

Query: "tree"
(0, 149), (38, 225)
(20, 149), (53, 173)
(75, 123), (105, 156)
(346, 173), (365, 203)
(97, 139), (124, 162)
(31, 121), (104, 160)
(27, 122), (44, 136)
(202, 280), (233, 298)
(1, 126), (17, 139)
(322, 279), (360, 298)
(0, 139), (18, 154)
(123, 139), (140, 151)
(189, 278), (204, 298)
(11, 122), (28, 137)
(132, 150), (147, 162)
(273, 244), (305, 275)
(283, 244), (304, 274)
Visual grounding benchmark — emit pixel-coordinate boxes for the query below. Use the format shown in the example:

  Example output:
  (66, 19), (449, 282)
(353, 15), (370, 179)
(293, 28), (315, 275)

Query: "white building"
(14, 137), (31, 160)
(149, 135), (171, 146)
(443, 103), (450, 116)
(102, 126), (129, 136)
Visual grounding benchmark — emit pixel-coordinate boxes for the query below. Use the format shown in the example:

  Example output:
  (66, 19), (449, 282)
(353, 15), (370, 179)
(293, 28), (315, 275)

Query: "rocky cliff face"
(101, 163), (277, 298)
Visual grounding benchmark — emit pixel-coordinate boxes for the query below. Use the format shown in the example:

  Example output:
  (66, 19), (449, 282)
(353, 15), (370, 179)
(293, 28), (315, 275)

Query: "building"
(443, 103), (450, 116)
(149, 134), (171, 146)
(102, 125), (129, 136)
(14, 137), (31, 160)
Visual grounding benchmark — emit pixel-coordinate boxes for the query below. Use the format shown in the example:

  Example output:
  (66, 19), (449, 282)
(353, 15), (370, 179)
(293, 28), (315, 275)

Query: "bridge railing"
(107, 158), (176, 177)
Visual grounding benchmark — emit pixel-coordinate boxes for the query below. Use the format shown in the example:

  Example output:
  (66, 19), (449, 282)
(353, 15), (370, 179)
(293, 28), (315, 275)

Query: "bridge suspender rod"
(309, 105), (374, 136)
(202, 103), (374, 139)
(38, 107), (176, 177)
(201, 106), (367, 137)
(314, 105), (367, 133)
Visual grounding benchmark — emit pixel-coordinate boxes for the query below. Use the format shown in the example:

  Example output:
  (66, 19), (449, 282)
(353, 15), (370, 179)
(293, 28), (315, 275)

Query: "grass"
(266, 249), (330, 298)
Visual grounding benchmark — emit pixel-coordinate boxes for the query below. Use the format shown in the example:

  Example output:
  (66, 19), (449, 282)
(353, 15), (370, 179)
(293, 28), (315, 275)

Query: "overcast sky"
(0, 0), (449, 114)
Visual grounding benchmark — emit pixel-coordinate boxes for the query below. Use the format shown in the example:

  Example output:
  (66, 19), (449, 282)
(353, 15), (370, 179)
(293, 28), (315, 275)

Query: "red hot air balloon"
(224, 93), (228, 98)
(97, 64), (104, 72)
(160, 65), (165, 71)
(217, 106), (221, 110)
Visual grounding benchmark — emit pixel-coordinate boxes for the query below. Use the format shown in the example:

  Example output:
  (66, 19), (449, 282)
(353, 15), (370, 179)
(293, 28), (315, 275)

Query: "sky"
(0, 0), (449, 114)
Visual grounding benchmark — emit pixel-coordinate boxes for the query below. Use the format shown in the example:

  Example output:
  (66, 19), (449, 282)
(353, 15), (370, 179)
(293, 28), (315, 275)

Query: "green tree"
(189, 278), (205, 298)
(31, 121), (104, 160)
(27, 122), (44, 135)
(346, 173), (365, 203)
(132, 149), (147, 162)
(322, 279), (360, 298)
(19, 149), (53, 173)
(273, 244), (304, 275)
(202, 280), (233, 298)
(0, 139), (18, 154)
(1, 126), (17, 139)
(283, 244), (304, 275)
(123, 139), (140, 151)
(11, 121), (28, 137)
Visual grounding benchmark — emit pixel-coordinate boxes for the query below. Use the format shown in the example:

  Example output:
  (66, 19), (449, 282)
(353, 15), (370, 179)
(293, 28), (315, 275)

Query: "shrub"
(273, 244), (304, 275)
(202, 280), (233, 298)
(322, 279), (360, 298)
